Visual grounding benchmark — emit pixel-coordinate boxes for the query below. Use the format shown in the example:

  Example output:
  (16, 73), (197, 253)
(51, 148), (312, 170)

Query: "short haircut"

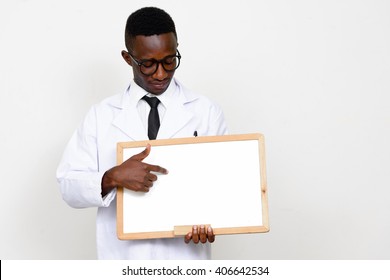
(125, 7), (177, 51)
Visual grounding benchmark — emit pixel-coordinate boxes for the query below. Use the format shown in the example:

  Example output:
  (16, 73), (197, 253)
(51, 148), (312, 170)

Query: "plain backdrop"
(1, 0), (389, 259)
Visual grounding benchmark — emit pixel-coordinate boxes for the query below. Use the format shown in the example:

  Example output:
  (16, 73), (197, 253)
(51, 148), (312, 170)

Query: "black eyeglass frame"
(127, 50), (181, 76)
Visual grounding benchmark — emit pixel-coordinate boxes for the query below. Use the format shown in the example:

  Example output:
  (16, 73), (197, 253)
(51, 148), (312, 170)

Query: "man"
(57, 7), (227, 259)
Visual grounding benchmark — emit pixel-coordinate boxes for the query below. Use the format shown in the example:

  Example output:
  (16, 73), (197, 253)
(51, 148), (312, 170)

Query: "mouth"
(150, 80), (170, 92)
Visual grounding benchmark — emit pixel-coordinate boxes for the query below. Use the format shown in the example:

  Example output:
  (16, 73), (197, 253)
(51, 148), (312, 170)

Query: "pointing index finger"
(146, 163), (169, 174)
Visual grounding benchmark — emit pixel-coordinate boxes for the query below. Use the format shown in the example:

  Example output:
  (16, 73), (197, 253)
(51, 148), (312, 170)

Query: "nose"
(152, 62), (168, 80)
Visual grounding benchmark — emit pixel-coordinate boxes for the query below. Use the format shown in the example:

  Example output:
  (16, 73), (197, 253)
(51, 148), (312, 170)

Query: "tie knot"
(142, 96), (160, 109)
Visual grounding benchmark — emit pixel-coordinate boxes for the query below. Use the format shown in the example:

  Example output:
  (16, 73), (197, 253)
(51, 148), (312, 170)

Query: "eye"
(141, 60), (155, 68)
(164, 56), (176, 65)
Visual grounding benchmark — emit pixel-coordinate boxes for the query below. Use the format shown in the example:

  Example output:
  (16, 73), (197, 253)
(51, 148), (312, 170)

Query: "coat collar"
(111, 79), (199, 141)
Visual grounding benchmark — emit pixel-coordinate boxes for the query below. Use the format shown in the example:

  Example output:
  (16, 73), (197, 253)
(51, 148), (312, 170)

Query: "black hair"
(125, 7), (177, 50)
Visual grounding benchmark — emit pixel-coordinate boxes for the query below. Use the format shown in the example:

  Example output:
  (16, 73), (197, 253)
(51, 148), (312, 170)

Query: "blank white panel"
(117, 134), (268, 239)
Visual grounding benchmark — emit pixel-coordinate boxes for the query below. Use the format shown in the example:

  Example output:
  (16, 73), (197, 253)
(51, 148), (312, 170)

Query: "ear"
(121, 50), (132, 66)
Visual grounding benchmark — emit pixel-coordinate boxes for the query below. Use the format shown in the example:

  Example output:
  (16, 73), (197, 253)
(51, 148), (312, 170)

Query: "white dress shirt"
(134, 79), (175, 132)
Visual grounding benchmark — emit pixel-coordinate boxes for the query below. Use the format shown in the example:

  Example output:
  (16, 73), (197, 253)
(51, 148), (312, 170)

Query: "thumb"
(130, 144), (151, 162)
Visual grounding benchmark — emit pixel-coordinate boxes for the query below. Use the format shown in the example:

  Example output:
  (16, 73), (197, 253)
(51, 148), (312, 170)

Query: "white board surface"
(116, 134), (268, 239)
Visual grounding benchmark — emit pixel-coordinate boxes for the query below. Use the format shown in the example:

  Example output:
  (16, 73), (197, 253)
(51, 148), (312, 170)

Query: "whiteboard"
(116, 133), (269, 240)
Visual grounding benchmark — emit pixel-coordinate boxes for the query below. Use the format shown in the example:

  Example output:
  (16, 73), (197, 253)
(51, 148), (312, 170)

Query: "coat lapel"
(157, 97), (194, 139)
(157, 80), (198, 139)
(111, 88), (148, 141)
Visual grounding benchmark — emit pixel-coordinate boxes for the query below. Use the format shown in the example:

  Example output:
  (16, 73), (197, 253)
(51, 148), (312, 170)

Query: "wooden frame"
(116, 133), (269, 240)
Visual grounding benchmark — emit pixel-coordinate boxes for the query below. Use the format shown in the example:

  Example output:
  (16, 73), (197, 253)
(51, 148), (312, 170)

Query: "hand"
(184, 225), (215, 244)
(101, 144), (168, 196)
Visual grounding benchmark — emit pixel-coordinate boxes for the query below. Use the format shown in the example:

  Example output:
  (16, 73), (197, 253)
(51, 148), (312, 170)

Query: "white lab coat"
(56, 78), (228, 259)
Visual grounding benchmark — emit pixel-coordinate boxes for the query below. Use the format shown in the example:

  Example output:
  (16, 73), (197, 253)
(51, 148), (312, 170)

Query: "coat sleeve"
(56, 106), (116, 208)
(207, 102), (229, 136)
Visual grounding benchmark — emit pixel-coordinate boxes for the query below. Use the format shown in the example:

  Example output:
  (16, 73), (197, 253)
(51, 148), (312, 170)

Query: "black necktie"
(142, 96), (161, 140)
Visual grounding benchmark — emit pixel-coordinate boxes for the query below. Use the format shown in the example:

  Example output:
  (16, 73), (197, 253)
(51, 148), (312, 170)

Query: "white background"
(0, 0), (389, 259)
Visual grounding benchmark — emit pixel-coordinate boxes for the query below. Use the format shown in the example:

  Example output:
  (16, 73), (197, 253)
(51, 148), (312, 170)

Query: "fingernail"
(208, 226), (212, 232)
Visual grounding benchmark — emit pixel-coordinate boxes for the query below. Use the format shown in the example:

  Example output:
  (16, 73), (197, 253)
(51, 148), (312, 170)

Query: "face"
(122, 33), (178, 95)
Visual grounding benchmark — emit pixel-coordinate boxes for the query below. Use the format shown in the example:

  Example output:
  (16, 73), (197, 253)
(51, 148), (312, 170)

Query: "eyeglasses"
(127, 50), (181, 76)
